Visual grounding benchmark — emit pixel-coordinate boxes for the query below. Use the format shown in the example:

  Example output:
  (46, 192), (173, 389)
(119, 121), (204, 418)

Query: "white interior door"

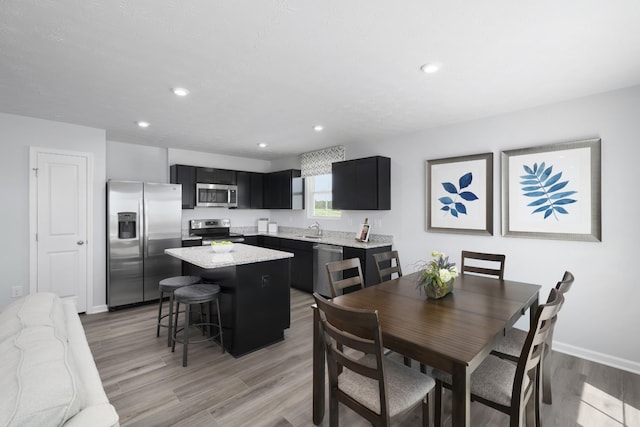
(33, 150), (89, 312)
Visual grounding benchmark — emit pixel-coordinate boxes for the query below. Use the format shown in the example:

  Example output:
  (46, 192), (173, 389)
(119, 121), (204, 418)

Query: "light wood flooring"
(81, 288), (640, 426)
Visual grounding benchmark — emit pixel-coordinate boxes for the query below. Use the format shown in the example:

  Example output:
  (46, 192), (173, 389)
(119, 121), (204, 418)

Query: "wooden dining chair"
(460, 250), (506, 279)
(433, 288), (564, 427)
(371, 250), (416, 369)
(372, 250), (403, 283)
(325, 257), (364, 298)
(492, 270), (575, 404)
(313, 293), (435, 427)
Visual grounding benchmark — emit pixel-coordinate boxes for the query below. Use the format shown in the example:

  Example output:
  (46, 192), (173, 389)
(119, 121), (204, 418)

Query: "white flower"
(439, 268), (452, 283)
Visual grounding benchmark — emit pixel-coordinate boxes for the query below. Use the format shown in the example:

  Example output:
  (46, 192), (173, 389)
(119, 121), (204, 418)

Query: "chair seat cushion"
(493, 327), (527, 358)
(338, 354), (435, 417)
(433, 354), (529, 407)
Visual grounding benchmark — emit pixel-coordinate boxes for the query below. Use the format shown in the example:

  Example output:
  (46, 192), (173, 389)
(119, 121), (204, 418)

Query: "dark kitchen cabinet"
(264, 169), (304, 210)
(258, 235), (281, 250)
(180, 238), (202, 274)
(332, 156), (390, 210)
(237, 171), (264, 209)
(196, 167), (237, 185)
(242, 235), (258, 246)
(343, 245), (392, 287)
(170, 164), (196, 209)
(280, 238), (313, 293)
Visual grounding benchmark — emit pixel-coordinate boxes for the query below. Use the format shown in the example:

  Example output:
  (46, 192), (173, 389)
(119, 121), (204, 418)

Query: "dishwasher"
(313, 244), (343, 297)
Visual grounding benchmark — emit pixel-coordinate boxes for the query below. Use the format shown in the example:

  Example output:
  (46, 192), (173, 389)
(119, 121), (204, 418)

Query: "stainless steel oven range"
(188, 218), (245, 245)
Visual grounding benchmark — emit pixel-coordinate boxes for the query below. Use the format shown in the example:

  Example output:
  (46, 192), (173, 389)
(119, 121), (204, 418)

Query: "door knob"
(77, 240), (85, 245)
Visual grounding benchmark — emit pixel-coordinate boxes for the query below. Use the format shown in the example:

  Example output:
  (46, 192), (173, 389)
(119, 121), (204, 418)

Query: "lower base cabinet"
(279, 238), (313, 293)
(253, 236), (390, 293)
(343, 245), (392, 287)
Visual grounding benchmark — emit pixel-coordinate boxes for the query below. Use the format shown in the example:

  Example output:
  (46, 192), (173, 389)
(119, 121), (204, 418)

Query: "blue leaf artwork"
(438, 172), (478, 218)
(520, 162), (577, 220)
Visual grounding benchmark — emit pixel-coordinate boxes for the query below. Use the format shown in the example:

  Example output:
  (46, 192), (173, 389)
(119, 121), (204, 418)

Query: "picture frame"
(356, 223), (371, 242)
(501, 138), (601, 241)
(426, 152), (493, 235)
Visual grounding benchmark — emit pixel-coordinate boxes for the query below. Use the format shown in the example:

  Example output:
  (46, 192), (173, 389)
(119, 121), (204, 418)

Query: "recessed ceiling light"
(313, 125), (324, 132)
(137, 121), (150, 128)
(257, 142), (268, 148)
(420, 63), (441, 74)
(172, 87), (190, 97)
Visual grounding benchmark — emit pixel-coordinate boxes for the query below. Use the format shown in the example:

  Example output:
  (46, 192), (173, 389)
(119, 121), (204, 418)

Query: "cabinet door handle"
(77, 240), (85, 245)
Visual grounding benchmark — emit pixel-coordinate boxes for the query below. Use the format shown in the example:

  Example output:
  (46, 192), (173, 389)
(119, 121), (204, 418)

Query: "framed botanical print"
(501, 138), (601, 241)
(426, 152), (493, 235)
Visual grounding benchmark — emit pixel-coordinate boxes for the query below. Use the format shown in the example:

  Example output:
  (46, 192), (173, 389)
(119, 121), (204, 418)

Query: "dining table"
(311, 271), (541, 427)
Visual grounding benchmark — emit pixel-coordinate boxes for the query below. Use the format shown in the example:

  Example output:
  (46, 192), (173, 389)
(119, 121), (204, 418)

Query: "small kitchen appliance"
(257, 218), (269, 233)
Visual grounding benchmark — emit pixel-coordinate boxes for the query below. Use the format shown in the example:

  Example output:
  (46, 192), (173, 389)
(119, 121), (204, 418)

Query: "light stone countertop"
(239, 227), (393, 249)
(165, 243), (293, 269)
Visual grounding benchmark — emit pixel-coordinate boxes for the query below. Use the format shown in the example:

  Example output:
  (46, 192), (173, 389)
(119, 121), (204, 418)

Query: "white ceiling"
(1, 1), (640, 160)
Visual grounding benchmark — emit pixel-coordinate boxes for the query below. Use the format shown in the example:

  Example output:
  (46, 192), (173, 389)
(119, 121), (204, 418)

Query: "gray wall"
(107, 140), (168, 182)
(0, 112), (107, 311)
(1, 85), (639, 373)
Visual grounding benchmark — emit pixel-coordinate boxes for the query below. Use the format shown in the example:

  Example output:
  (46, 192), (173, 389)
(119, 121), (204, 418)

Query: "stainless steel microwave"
(196, 183), (238, 208)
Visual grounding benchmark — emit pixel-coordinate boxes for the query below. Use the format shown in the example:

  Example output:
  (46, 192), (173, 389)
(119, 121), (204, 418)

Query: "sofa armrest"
(64, 404), (119, 427)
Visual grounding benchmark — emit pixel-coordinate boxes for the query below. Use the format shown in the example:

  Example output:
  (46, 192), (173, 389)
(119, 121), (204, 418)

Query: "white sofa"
(0, 292), (119, 427)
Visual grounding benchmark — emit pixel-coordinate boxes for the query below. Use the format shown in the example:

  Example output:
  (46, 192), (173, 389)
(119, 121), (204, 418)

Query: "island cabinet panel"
(183, 259), (291, 357)
(343, 245), (392, 288)
(236, 171), (264, 209)
(170, 164), (196, 209)
(332, 156), (391, 210)
(279, 238), (313, 293)
(196, 167), (237, 185)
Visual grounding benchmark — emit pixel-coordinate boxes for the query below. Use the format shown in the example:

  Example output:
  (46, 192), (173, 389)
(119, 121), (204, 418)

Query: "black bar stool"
(171, 284), (224, 367)
(156, 275), (201, 347)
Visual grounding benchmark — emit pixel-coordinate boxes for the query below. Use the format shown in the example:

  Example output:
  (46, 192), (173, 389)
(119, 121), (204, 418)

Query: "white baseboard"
(86, 304), (109, 314)
(553, 341), (640, 375)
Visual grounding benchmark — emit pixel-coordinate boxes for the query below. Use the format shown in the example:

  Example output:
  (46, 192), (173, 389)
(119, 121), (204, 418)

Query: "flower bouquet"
(416, 251), (458, 299)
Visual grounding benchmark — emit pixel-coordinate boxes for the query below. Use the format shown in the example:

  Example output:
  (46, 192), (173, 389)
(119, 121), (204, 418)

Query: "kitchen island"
(165, 244), (293, 357)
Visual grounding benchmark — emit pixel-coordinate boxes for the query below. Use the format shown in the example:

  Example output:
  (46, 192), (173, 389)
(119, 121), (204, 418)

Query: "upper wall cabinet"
(237, 171), (264, 209)
(195, 167), (237, 185)
(264, 169), (304, 210)
(170, 164), (196, 209)
(332, 156), (390, 210)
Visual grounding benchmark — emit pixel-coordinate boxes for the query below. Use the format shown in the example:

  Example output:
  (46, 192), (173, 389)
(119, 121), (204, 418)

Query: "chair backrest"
(325, 257), (364, 298)
(460, 250), (506, 280)
(545, 271), (574, 349)
(555, 271), (575, 295)
(511, 288), (564, 417)
(313, 292), (391, 424)
(372, 250), (403, 283)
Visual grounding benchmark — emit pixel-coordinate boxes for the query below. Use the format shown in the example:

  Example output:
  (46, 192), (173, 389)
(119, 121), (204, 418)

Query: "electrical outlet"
(11, 286), (23, 298)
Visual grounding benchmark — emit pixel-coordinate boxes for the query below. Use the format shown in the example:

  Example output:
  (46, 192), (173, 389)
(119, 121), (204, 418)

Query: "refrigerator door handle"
(140, 198), (146, 258)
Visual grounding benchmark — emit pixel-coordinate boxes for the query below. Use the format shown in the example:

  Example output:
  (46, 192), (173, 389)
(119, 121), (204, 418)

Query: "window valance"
(300, 145), (345, 177)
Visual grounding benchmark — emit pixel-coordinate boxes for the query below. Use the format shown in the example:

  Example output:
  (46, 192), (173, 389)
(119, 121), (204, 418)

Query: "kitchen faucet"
(309, 221), (322, 236)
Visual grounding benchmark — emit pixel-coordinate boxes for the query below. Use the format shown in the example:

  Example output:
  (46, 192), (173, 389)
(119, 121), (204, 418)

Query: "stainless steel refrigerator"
(107, 181), (182, 309)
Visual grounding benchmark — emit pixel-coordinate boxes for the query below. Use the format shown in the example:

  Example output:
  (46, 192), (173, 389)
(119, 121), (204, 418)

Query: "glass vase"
(425, 279), (453, 299)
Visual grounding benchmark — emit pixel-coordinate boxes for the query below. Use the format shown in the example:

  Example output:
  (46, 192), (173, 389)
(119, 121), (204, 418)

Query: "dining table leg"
(312, 305), (325, 425)
(451, 363), (471, 427)
(529, 295), (539, 327)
